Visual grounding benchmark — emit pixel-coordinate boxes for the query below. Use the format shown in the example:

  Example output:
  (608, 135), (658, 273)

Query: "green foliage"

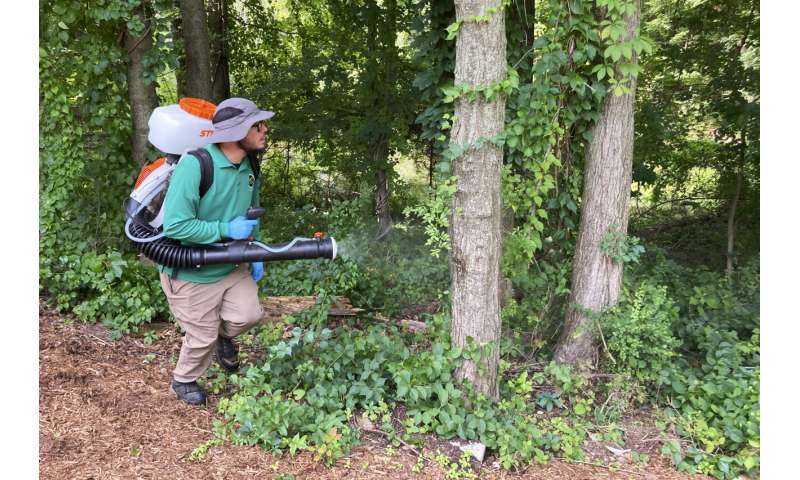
(411, 0), (456, 157)
(45, 250), (169, 338)
(445, 0), (512, 41)
(403, 176), (456, 257)
(659, 270), (759, 479)
(218, 300), (599, 467)
(501, 251), (572, 347)
(501, 0), (647, 274)
(40, 0), (178, 333)
(603, 282), (681, 383)
(440, 67), (520, 105)
(600, 227), (645, 264)
(188, 437), (223, 462)
(264, 257), (362, 299)
(659, 329), (759, 478)
(623, 252), (760, 479)
(634, 0), (760, 269)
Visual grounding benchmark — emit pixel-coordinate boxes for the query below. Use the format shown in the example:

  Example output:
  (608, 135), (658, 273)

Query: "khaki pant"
(159, 264), (263, 383)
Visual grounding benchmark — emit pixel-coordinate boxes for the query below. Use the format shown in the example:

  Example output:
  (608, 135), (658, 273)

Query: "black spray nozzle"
(199, 237), (337, 265)
(245, 207), (266, 220)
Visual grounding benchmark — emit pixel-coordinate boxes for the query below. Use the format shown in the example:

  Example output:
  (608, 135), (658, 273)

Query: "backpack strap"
(188, 148), (214, 199)
(168, 148), (214, 280)
(247, 152), (261, 179)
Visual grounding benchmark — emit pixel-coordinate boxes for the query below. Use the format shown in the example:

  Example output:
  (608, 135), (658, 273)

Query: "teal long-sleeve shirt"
(158, 143), (261, 283)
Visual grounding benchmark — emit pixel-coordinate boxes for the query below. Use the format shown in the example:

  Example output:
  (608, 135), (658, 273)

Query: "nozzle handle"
(246, 207), (266, 220)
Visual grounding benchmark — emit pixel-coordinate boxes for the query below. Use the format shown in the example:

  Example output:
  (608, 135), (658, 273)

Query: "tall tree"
(124, 0), (159, 166)
(179, 0), (213, 100)
(207, 0), (230, 103)
(364, 0), (396, 239)
(553, 0), (641, 367)
(449, 0), (506, 400)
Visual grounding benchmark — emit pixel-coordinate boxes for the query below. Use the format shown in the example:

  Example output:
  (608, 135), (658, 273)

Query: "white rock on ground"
(449, 441), (486, 462)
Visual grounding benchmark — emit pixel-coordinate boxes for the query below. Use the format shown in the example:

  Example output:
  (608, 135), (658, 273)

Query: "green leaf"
(671, 380), (686, 395)
(621, 42), (633, 60)
(445, 21), (461, 41)
(58, 21), (68, 30)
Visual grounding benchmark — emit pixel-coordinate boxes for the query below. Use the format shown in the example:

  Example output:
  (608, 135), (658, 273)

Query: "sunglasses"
(251, 121), (267, 132)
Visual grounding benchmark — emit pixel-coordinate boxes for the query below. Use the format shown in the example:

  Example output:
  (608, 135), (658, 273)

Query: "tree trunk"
(449, 0), (506, 401)
(179, 0), (213, 101)
(553, 1), (640, 368)
(124, 1), (159, 166)
(726, 131), (746, 276)
(364, 0), (397, 241)
(429, 141), (435, 188)
(375, 164), (393, 239)
(207, 0), (230, 103)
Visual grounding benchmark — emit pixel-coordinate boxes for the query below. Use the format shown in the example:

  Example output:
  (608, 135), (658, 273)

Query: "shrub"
(41, 249), (170, 338)
(218, 303), (597, 467)
(626, 256), (761, 479)
(603, 282), (681, 384)
(661, 327), (759, 479)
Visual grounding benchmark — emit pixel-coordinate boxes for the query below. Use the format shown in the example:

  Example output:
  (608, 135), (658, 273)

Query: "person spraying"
(158, 97), (275, 405)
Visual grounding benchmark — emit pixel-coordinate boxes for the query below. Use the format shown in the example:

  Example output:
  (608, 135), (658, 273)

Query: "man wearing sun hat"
(158, 97), (274, 405)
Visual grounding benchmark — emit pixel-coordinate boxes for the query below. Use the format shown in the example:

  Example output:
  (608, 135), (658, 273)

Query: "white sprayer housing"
(147, 100), (216, 154)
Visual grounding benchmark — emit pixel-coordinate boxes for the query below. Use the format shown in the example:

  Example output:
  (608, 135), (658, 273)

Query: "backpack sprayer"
(124, 98), (336, 269)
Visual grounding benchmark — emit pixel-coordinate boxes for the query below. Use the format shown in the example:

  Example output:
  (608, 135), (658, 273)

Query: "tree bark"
(725, 168), (743, 276)
(124, 1), (159, 166)
(179, 0), (213, 101)
(449, 0), (506, 401)
(207, 0), (230, 103)
(726, 131), (746, 276)
(375, 164), (393, 239)
(553, 0), (640, 368)
(365, 0), (397, 240)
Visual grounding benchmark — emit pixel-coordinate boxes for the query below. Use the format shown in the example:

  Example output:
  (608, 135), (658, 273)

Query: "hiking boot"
(170, 380), (206, 405)
(216, 335), (240, 372)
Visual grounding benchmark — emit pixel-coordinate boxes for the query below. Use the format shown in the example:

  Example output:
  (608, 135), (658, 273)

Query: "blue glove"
(228, 216), (258, 240)
(251, 262), (264, 282)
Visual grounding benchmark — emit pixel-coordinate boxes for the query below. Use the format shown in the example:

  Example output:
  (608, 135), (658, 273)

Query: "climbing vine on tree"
(39, 0), (178, 335)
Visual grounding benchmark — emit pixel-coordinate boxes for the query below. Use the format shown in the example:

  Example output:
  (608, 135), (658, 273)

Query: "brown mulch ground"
(39, 300), (712, 480)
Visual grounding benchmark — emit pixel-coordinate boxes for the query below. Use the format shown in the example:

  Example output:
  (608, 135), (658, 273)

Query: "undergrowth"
(214, 294), (598, 469)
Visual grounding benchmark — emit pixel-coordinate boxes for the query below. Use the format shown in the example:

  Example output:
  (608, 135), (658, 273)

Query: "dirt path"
(39, 302), (710, 480)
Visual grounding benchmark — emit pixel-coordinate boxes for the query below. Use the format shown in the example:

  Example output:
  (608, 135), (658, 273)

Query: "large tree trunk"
(124, 1), (159, 166)
(179, 0), (213, 101)
(449, 0), (506, 401)
(207, 0), (230, 104)
(553, 0), (640, 368)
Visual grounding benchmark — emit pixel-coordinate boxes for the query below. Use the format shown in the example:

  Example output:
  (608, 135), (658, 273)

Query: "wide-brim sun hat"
(207, 97), (275, 143)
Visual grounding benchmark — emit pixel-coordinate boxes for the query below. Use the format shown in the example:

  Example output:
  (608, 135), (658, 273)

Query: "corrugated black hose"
(127, 221), (336, 269)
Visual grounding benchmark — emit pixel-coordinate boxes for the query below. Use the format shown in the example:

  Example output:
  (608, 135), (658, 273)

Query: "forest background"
(18, 0), (796, 478)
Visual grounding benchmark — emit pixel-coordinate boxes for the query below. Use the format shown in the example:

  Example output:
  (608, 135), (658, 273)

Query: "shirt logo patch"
(248, 173), (255, 190)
